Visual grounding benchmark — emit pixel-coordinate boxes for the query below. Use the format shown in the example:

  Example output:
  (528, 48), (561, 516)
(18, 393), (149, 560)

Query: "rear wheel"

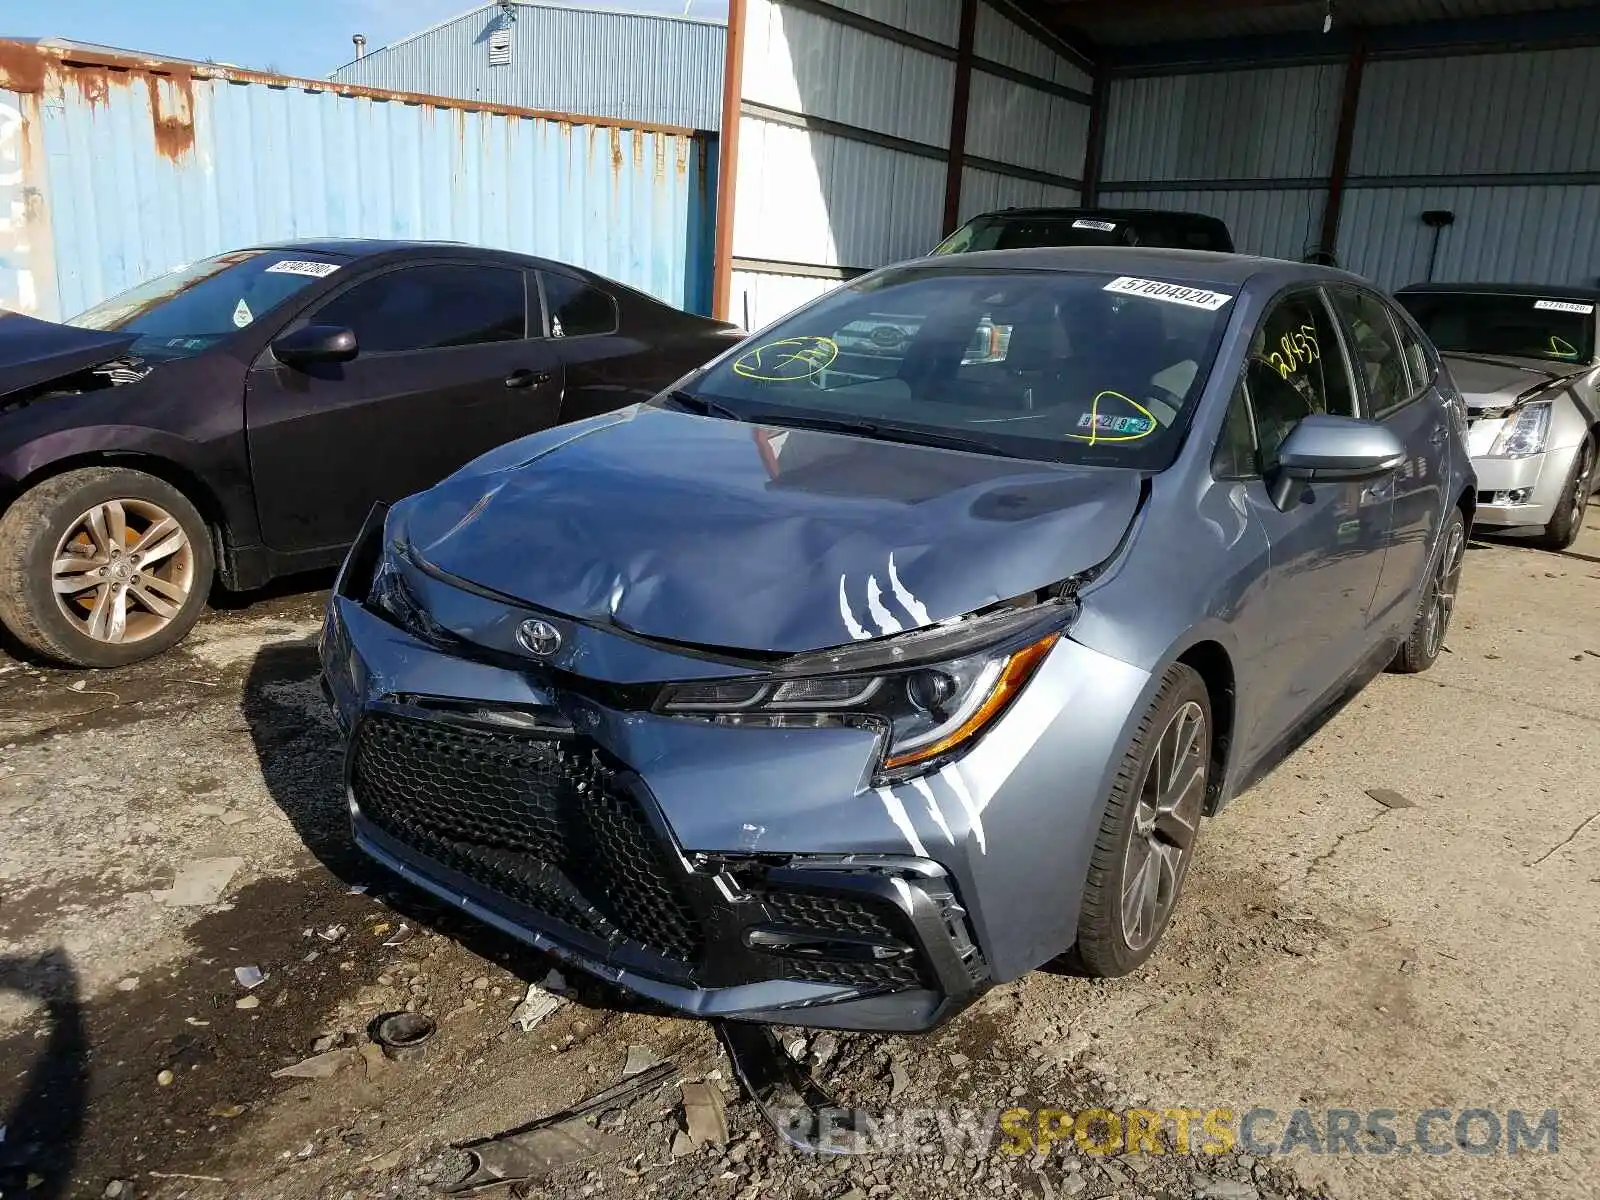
(1389, 507), (1465, 675)
(0, 467), (214, 668)
(1073, 663), (1211, 978)
(1535, 435), (1594, 552)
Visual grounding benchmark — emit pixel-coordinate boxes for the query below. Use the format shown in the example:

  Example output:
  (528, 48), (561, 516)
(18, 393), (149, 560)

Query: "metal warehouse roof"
(1026, 0), (1600, 47)
(329, 1), (727, 131)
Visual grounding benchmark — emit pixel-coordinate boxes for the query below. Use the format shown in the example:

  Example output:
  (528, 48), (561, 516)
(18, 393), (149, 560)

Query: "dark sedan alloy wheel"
(51, 498), (196, 645)
(1120, 699), (1209, 953)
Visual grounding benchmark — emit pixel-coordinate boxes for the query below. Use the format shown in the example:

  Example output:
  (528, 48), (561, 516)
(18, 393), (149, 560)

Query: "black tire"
(1073, 662), (1211, 978)
(0, 467), (214, 668)
(1534, 435), (1595, 552)
(1389, 507), (1466, 675)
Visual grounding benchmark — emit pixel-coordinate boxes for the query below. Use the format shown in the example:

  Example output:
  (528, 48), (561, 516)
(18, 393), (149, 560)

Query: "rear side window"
(314, 264), (527, 353)
(543, 273), (618, 337)
(1389, 306), (1434, 392)
(1330, 287), (1413, 417)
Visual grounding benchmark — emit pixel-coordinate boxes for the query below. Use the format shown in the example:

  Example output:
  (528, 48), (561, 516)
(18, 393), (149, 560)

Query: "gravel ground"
(2, 509), (1598, 1200)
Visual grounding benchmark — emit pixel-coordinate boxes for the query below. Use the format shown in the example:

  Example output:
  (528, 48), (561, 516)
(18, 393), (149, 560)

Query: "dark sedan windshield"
(67, 250), (347, 360)
(684, 266), (1236, 467)
(1397, 290), (1597, 365)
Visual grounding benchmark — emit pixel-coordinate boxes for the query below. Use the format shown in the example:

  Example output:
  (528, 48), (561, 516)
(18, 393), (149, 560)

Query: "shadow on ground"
(0, 951), (87, 1200)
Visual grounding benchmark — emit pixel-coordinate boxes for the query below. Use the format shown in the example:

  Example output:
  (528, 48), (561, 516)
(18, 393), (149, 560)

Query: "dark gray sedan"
(320, 248), (1475, 1033)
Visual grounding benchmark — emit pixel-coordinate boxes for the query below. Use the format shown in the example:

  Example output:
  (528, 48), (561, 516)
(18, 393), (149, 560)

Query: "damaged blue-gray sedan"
(320, 247), (1476, 1033)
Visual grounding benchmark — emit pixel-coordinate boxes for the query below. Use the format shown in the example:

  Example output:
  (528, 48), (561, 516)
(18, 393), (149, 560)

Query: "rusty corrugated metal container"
(0, 39), (718, 321)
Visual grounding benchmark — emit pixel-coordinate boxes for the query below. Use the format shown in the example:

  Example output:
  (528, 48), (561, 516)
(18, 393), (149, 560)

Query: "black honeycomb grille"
(764, 890), (904, 941)
(352, 711), (703, 963)
(762, 889), (929, 989)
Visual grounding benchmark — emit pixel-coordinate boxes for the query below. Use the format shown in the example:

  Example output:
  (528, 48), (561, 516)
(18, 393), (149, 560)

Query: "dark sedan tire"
(0, 467), (214, 668)
(1535, 435), (1594, 552)
(1073, 662), (1211, 978)
(1389, 507), (1466, 675)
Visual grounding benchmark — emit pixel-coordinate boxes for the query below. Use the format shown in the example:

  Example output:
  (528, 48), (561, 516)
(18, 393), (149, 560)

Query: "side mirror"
(1268, 414), (1405, 510)
(273, 324), (358, 367)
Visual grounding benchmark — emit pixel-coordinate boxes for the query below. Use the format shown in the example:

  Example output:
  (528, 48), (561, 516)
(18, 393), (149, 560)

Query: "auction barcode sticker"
(1534, 299), (1595, 314)
(1103, 276), (1234, 311)
(1073, 219), (1119, 232)
(265, 260), (342, 278)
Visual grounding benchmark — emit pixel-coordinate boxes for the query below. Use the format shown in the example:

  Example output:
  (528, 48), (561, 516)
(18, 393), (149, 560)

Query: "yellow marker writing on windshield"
(732, 335), (839, 382)
(1068, 391), (1158, 445)
(1550, 335), (1578, 358)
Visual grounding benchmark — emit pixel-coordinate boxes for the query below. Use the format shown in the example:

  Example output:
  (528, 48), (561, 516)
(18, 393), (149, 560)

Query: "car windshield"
(931, 214), (1227, 256)
(66, 249), (347, 361)
(1397, 290), (1596, 365)
(682, 266), (1236, 468)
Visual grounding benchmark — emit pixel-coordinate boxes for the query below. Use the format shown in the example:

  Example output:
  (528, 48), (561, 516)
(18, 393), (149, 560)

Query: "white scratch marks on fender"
(939, 765), (986, 854)
(866, 576), (903, 635)
(839, 575), (872, 641)
(887, 553), (931, 626)
(910, 777), (955, 845)
(875, 787), (928, 858)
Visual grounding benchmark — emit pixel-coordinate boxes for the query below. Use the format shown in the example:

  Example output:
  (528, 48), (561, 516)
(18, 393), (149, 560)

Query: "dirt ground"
(2, 510), (1598, 1200)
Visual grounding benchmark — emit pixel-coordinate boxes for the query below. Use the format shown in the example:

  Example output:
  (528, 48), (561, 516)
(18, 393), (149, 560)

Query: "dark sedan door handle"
(505, 369), (550, 389)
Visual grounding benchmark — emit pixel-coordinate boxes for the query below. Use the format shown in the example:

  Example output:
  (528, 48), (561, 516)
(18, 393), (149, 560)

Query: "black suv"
(932, 207), (1234, 255)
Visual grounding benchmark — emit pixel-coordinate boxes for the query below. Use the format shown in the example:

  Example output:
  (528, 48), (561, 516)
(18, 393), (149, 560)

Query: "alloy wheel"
(1572, 444), (1594, 528)
(1422, 519), (1466, 660)
(50, 498), (195, 645)
(1120, 700), (1208, 953)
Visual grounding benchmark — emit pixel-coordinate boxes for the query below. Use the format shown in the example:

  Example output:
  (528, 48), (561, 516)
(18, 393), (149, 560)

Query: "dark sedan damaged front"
(319, 420), (1156, 1032)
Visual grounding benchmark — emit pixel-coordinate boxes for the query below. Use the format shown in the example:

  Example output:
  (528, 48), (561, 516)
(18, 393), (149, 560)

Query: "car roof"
(969, 207), (1226, 225)
(240, 237), (540, 264)
(1395, 281), (1600, 302)
(897, 245), (1362, 291)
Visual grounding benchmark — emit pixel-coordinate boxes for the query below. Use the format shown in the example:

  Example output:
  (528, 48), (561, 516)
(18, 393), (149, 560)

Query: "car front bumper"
(319, 512), (1151, 1032)
(1466, 418), (1575, 529)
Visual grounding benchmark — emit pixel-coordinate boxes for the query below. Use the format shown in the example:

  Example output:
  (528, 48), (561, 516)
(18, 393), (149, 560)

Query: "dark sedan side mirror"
(273, 324), (358, 367)
(1269, 414), (1406, 511)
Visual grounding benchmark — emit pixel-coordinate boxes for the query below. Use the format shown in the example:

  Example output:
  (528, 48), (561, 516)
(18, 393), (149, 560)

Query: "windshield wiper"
(658, 389), (744, 421)
(749, 412), (1006, 457)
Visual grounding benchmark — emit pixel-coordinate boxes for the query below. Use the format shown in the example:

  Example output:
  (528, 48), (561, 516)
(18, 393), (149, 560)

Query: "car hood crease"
(396, 408), (1145, 655)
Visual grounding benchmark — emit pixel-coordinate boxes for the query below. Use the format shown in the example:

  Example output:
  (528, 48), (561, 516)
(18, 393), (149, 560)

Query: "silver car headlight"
(1487, 401), (1552, 458)
(657, 599), (1071, 776)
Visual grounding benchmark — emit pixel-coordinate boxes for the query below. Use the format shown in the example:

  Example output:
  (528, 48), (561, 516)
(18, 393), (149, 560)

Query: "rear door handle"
(505, 369), (550, 389)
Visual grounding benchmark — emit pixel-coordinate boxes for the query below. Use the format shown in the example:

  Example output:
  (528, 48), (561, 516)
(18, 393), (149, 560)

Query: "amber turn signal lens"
(883, 632), (1060, 770)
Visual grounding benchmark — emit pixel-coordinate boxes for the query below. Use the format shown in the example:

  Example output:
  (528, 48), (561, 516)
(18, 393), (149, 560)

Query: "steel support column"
(1318, 30), (1368, 261)
(712, 0), (749, 322)
(942, 0), (980, 236)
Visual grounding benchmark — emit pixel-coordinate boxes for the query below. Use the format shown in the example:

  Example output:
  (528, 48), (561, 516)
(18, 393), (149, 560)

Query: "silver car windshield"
(691, 266), (1235, 467)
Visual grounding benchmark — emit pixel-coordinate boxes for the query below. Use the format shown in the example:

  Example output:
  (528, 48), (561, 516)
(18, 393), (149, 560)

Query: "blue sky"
(10, 0), (729, 78)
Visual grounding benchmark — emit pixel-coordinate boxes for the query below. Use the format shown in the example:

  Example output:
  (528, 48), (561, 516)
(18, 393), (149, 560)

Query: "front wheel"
(1535, 436), (1594, 552)
(0, 467), (214, 668)
(1073, 663), (1212, 978)
(1389, 507), (1466, 675)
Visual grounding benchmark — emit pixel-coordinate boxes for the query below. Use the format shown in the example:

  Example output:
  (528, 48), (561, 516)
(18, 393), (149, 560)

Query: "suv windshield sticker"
(1534, 299), (1594, 315)
(1068, 391), (1157, 444)
(1072, 219), (1118, 232)
(265, 260), (342, 278)
(1103, 277), (1234, 311)
(732, 335), (839, 382)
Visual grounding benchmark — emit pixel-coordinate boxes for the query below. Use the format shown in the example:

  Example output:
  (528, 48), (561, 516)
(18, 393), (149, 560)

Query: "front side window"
(1243, 289), (1355, 463)
(66, 250), (346, 360)
(313, 264), (526, 354)
(1330, 287), (1414, 417)
(682, 266), (1239, 468)
(1396, 290), (1596, 365)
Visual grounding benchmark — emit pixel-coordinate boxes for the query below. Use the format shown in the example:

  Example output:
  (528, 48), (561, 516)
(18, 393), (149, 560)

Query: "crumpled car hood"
(396, 407), (1144, 655)
(1442, 352), (1585, 408)
(0, 311), (139, 400)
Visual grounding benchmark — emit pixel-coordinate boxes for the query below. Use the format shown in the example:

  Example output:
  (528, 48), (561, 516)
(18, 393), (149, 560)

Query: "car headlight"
(1487, 401), (1552, 458)
(657, 600), (1069, 776)
(368, 552), (453, 645)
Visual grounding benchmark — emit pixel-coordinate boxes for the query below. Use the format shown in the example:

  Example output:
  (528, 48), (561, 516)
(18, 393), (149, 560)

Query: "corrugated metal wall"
(330, 2), (726, 133)
(0, 42), (718, 321)
(729, 0), (1090, 330)
(1101, 43), (1600, 289)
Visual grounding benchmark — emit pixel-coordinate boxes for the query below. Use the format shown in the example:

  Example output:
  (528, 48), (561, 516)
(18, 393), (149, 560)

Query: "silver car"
(1397, 283), (1599, 549)
(321, 249), (1475, 1033)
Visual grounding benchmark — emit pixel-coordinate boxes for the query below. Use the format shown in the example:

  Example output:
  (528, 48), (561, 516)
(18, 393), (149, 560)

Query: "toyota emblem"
(515, 619), (563, 658)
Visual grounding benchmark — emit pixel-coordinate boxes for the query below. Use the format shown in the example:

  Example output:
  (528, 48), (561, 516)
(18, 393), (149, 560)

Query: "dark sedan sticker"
(266, 259), (342, 278)
(1067, 391), (1157, 444)
(1104, 276), (1234, 311)
(732, 335), (839, 382)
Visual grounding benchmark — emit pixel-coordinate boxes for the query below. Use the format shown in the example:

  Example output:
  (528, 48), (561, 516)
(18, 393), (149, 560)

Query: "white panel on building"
(823, 0), (962, 47)
(965, 70), (1089, 178)
(973, 2), (1092, 91)
(729, 270), (844, 335)
(1098, 188), (1324, 262)
(959, 167), (1078, 223)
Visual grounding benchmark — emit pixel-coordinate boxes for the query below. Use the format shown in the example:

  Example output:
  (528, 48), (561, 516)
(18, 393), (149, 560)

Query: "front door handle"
(505, 369), (550, 389)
